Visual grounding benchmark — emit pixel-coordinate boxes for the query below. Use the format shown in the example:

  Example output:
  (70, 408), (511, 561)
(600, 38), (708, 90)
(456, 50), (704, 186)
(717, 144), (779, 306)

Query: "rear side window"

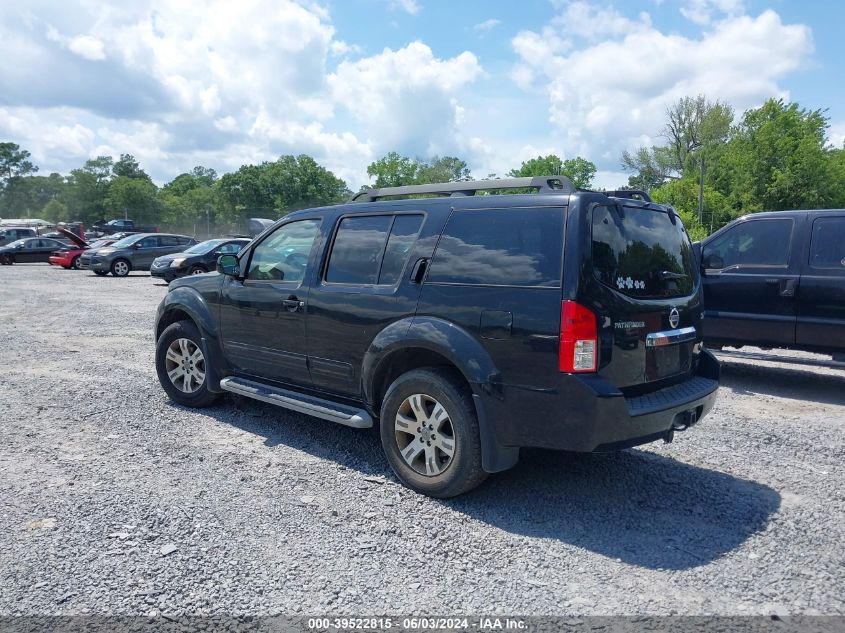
(426, 207), (563, 287)
(703, 219), (793, 270)
(809, 217), (845, 269)
(326, 216), (391, 284)
(159, 236), (180, 247)
(326, 214), (424, 286)
(592, 205), (696, 298)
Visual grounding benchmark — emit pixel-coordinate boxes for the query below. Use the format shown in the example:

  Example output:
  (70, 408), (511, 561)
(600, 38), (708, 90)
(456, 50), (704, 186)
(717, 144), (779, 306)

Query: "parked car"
(48, 228), (116, 269)
(697, 209), (845, 358)
(151, 238), (251, 282)
(153, 177), (719, 497)
(0, 237), (69, 265)
(86, 233), (197, 277)
(0, 227), (37, 247)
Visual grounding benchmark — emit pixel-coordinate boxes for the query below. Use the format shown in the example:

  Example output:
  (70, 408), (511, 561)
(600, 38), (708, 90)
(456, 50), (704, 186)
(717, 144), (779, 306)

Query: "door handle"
(779, 279), (797, 298)
(282, 296), (305, 312)
(409, 257), (429, 283)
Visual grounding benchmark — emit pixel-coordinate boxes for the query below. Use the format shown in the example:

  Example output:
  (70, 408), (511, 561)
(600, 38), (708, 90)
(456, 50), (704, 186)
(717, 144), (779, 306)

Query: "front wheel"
(71, 256), (81, 269)
(155, 320), (220, 408)
(187, 265), (207, 276)
(111, 258), (131, 277)
(0, 254), (13, 265)
(380, 368), (487, 498)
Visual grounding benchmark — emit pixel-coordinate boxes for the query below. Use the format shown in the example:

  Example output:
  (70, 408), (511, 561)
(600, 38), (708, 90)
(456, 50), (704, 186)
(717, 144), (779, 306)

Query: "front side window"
(427, 207), (563, 287)
(138, 236), (158, 248)
(247, 219), (320, 282)
(703, 219), (793, 270)
(218, 242), (246, 254)
(809, 217), (845, 269)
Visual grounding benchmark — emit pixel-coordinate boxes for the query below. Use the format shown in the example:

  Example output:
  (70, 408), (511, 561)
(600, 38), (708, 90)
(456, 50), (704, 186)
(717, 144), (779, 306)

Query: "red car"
(48, 229), (115, 269)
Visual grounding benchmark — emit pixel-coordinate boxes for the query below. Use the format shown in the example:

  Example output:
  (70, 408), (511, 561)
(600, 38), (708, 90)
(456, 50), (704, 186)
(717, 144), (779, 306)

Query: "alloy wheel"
(113, 260), (129, 276)
(394, 393), (456, 476)
(164, 338), (206, 393)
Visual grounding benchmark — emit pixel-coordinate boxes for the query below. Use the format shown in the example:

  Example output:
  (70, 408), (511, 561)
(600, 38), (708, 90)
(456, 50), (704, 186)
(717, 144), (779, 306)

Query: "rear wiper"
(658, 270), (689, 280)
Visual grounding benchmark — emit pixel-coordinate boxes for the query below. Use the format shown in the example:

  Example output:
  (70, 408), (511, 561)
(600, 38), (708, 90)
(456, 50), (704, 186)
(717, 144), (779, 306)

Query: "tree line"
(623, 96), (845, 239)
(1, 95), (842, 239)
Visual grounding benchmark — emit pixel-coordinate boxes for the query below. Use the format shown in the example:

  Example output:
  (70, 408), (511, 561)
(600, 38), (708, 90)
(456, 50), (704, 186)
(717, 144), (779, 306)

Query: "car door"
(17, 239), (42, 263)
(218, 217), (323, 387)
(132, 235), (160, 269)
(306, 207), (444, 397)
(701, 216), (801, 347)
(37, 239), (62, 262)
(796, 214), (845, 353)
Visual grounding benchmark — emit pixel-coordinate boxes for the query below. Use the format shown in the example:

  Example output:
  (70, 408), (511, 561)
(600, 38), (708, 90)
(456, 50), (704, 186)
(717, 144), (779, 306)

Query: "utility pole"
(697, 155), (705, 224)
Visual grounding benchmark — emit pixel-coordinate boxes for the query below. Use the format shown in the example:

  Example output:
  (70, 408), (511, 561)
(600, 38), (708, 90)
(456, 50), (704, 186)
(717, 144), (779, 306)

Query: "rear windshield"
(591, 204), (696, 298)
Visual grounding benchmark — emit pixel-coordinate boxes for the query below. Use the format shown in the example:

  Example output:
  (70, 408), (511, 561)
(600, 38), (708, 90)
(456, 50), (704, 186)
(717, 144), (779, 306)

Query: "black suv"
(154, 177), (719, 497)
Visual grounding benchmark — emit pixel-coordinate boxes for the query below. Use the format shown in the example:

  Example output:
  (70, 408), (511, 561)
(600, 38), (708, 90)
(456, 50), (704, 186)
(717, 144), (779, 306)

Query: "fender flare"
(363, 316), (519, 473)
(156, 288), (227, 391)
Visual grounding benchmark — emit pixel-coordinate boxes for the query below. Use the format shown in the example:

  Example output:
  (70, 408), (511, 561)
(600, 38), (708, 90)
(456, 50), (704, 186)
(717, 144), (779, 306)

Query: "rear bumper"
(482, 349), (720, 453)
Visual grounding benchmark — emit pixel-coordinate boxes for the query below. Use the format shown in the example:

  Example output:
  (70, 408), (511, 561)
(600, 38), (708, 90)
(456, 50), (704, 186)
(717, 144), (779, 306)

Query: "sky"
(1, 0), (843, 191)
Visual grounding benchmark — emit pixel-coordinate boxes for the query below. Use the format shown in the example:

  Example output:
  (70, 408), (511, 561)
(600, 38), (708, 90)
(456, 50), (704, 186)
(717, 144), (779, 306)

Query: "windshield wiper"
(658, 270), (689, 280)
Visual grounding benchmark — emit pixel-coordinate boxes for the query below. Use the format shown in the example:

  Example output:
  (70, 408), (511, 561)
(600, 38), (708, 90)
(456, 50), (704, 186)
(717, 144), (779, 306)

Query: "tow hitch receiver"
(665, 407), (701, 443)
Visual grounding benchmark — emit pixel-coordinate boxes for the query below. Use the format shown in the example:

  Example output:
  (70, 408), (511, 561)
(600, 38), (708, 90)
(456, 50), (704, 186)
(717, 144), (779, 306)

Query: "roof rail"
(349, 176), (576, 203)
(603, 189), (652, 203)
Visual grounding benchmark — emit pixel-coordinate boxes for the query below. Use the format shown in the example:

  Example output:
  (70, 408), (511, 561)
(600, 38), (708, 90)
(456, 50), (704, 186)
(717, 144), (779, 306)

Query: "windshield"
(6, 239), (26, 248)
(591, 205), (697, 298)
(88, 239), (112, 249)
(183, 239), (225, 255)
(110, 235), (143, 249)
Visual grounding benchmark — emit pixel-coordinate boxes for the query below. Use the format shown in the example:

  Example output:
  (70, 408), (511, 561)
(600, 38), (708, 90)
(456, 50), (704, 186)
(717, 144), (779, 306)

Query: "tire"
(380, 368), (487, 498)
(62, 265), (72, 269)
(111, 258), (131, 277)
(71, 256), (81, 270)
(155, 320), (220, 408)
(93, 270), (108, 276)
(187, 265), (207, 276)
(0, 254), (13, 265)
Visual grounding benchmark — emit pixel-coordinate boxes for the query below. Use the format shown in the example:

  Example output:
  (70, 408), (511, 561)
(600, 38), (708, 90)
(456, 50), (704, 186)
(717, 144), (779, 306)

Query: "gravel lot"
(1, 264), (843, 617)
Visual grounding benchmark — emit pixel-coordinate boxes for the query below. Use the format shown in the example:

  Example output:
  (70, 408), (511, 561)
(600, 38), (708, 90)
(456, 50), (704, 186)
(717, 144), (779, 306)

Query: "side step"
(219, 377), (373, 429)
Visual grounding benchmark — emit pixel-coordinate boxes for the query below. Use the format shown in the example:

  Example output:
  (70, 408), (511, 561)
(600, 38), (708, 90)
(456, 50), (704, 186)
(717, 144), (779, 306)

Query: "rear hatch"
(585, 201), (701, 392)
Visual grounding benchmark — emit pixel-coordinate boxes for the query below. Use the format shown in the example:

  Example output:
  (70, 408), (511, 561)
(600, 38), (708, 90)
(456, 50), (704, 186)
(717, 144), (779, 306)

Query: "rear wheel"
(111, 258), (131, 277)
(187, 265), (207, 276)
(155, 320), (220, 408)
(380, 368), (486, 498)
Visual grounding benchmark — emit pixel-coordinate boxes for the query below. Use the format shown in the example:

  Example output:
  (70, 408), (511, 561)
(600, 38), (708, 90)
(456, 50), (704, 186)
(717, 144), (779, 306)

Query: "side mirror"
(217, 254), (240, 277)
(132, 242), (141, 249)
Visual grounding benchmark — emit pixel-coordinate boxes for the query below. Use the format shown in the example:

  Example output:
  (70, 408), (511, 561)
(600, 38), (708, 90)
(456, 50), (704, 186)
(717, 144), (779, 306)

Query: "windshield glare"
(110, 235), (143, 249)
(184, 239), (225, 255)
(88, 239), (112, 249)
(7, 239), (26, 248)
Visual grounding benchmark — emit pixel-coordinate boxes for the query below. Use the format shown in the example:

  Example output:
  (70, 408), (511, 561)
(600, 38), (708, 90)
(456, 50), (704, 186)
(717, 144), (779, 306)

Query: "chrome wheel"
(113, 260), (129, 276)
(394, 393), (455, 476)
(190, 267), (205, 275)
(164, 338), (206, 393)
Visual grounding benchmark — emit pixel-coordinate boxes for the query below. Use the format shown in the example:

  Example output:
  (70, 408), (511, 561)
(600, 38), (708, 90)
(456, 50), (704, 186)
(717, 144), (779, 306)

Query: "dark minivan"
(154, 177), (719, 497)
(698, 209), (845, 358)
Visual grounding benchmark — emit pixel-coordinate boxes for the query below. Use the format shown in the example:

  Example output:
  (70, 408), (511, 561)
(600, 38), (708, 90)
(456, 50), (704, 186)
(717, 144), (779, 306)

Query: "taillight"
(559, 301), (598, 373)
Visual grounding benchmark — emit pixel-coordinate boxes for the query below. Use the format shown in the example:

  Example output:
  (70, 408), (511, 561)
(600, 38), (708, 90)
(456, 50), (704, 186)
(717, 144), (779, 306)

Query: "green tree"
(105, 176), (159, 224)
(366, 152), (421, 187)
(621, 146), (675, 191)
(66, 156), (114, 223)
(508, 154), (596, 188)
(112, 154), (150, 180)
(711, 99), (839, 212)
(0, 142), (38, 189)
(416, 156), (471, 183)
(651, 177), (731, 239)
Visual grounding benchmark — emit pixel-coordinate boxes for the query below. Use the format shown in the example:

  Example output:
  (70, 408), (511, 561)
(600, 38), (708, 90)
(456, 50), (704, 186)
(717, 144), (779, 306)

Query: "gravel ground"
(0, 264), (843, 617)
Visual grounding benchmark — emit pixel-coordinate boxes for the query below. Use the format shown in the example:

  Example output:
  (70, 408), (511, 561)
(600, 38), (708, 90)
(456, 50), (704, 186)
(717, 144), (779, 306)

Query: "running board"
(219, 377), (373, 428)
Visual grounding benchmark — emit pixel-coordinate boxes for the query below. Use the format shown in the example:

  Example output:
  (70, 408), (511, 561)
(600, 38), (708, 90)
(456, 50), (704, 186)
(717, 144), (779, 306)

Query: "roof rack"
(349, 176), (576, 203)
(603, 189), (652, 203)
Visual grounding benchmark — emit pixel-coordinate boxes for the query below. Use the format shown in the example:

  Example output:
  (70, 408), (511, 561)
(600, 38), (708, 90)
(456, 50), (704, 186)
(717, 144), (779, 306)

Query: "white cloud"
(829, 122), (845, 148)
(389, 0), (421, 15)
(680, 0), (744, 25)
(473, 19), (501, 32)
(512, 5), (813, 171)
(328, 41), (482, 156)
(45, 26), (106, 61)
